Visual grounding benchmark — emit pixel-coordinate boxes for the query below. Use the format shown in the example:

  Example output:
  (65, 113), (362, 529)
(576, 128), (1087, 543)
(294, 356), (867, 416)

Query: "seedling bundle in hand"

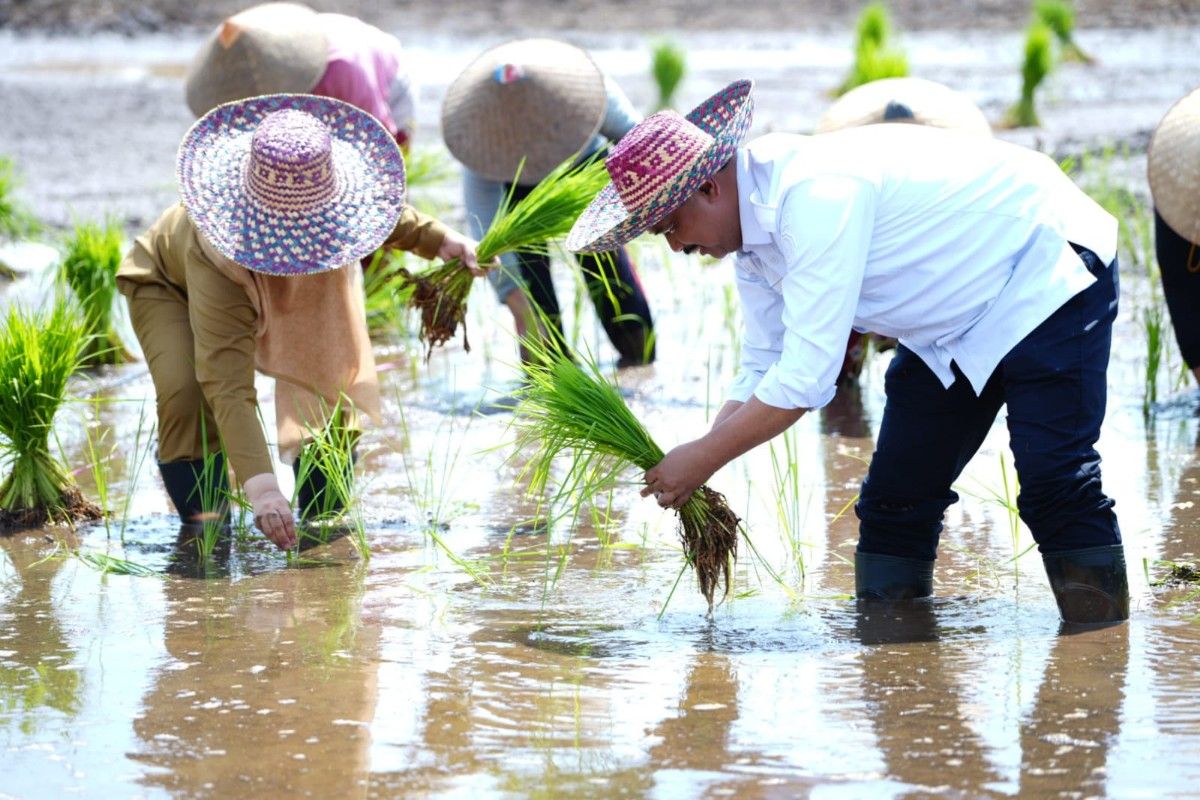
(513, 346), (740, 611)
(397, 155), (611, 361)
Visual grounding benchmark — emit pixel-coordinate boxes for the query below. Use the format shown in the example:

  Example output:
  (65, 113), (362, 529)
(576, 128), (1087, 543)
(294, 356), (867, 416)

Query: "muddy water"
(4, 25), (1200, 799)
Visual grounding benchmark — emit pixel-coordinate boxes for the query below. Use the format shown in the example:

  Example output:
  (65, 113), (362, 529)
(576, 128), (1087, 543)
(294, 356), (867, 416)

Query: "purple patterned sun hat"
(567, 79), (754, 254)
(177, 93), (406, 276)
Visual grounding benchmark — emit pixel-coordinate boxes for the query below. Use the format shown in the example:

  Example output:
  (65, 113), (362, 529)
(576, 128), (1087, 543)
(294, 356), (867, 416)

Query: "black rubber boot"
(1042, 544), (1130, 625)
(292, 457), (353, 521)
(158, 456), (229, 524)
(855, 551), (935, 600)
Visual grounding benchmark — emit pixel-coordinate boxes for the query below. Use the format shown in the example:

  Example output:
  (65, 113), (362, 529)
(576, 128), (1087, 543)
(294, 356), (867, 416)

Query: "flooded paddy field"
(3, 15), (1200, 798)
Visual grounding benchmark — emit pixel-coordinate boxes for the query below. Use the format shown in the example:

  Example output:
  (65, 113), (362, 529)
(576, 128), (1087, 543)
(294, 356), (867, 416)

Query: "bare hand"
(641, 440), (717, 510)
(437, 229), (496, 277)
(243, 473), (297, 549)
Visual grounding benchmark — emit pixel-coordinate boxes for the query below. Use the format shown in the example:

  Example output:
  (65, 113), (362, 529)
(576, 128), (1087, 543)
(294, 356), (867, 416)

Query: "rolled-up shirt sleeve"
(745, 176), (875, 410)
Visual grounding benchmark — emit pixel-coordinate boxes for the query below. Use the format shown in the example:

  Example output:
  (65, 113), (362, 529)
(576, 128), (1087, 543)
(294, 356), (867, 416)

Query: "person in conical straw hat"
(815, 77), (991, 386)
(570, 79), (1129, 626)
(443, 38), (656, 372)
(1148, 86), (1200, 384)
(117, 94), (484, 549)
(185, 3), (418, 151)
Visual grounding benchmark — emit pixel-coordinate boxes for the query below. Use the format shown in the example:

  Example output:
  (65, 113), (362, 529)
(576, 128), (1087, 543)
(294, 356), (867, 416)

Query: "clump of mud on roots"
(0, 486), (102, 530)
(679, 485), (740, 611)
(399, 268), (470, 361)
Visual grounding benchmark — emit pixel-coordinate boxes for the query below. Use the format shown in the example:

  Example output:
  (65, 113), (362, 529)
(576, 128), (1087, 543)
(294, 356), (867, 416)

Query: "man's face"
(649, 179), (738, 259)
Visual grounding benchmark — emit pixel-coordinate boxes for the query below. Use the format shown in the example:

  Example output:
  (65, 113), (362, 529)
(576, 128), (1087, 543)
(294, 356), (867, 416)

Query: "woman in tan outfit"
(118, 93), (484, 549)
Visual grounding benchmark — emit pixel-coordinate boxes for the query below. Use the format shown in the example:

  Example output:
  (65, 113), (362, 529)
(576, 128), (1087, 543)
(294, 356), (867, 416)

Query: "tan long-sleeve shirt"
(117, 203), (447, 483)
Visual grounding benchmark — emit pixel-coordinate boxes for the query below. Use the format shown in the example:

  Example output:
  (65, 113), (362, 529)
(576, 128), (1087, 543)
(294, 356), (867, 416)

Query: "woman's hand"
(437, 228), (496, 277)
(243, 472), (296, 549)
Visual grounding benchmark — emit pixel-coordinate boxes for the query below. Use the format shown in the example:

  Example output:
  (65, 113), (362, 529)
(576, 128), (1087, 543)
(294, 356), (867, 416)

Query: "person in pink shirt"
(185, 2), (416, 150)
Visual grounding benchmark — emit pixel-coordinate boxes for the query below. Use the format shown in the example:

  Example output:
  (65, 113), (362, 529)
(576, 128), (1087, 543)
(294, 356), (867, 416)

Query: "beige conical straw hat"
(816, 77), (991, 137)
(1149, 86), (1200, 244)
(184, 3), (328, 118)
(441, 38), (606, 184)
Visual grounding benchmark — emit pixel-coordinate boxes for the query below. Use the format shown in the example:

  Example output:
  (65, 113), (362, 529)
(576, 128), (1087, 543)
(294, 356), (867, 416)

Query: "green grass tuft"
(0, 155), (40, 242)
(836, 2), (909, 96)
(0, 299), (101, 527)
(1035, 0), (1094, 63)
(1006, 21), (1055, 128)
(58, 219), (130, 366)
(651, 40), (687, 110)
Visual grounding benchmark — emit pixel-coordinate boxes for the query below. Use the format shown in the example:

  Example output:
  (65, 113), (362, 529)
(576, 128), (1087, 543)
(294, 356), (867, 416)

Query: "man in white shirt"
(568, 80), (1128, 626)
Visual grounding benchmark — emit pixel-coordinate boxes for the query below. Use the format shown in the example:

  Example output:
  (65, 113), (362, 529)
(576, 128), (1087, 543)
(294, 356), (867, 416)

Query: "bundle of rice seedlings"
(58, 219), (132, 366)
(0, 155), (39, 242)
(1006, 21), (1054, 128)
(398, 155), (611, 361)
(651, 40), (687, 110)
(836, 2), (908, 96)
(513, 345), (740, 611)
(1035, 0), (1094, 64)
(0, 300), (101, 528)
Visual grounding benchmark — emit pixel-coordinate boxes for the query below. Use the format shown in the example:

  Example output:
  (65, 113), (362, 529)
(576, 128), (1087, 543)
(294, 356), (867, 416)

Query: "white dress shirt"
(727, 125), (1118, 411)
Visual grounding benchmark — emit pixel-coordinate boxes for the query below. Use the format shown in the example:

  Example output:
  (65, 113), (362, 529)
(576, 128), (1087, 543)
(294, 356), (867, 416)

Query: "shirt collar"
(736, 145), (774, 252)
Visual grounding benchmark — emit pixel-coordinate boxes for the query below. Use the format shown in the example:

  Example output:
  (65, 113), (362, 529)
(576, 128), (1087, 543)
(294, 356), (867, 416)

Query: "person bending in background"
(443, 38), (655, 369)
(1148, 85), (1200, 385)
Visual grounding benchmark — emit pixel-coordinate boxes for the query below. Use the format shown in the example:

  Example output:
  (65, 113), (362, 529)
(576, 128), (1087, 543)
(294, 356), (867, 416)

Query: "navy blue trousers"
(855, 248), (1121, 559)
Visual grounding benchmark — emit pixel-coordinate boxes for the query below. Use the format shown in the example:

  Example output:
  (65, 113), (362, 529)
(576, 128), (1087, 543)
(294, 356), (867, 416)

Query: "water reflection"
(131, 557), (381, 797)
(0, 534), (84, 737)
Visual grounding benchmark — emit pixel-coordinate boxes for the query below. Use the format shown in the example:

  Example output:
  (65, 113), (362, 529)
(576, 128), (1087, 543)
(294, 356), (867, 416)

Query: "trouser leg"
(1001, 248), (1126, 624)
(574, 246), (656, 366)
(854, 346), (1005, 596)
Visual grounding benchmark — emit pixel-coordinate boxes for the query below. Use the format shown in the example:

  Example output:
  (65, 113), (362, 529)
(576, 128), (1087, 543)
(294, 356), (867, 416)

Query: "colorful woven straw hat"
(1149, 86), (1200, 244)
(567, 79), (754, 254)
(185, 3), (327, 118)
(441, 38), (606, 184)
(177, 94), (406, 276)
(816, 77), (991, 136)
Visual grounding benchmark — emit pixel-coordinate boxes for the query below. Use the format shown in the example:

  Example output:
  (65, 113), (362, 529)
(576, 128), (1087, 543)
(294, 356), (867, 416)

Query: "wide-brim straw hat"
(567, 79), (754, 254)
(816, 77), (991, 136)
(1149, 86), (1200, 244)
(185, 2), (327, 118)
(441, 38), (607, 184)
(177, 94), (406, 276)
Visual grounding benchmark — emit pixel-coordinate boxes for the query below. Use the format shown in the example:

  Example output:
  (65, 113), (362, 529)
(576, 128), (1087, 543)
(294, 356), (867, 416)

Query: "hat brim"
(567, 79), (754, 253)
(815, 77), (991, 137)
(1149, 86), (1200, 244)
(441, 38), (606, 184)
(177, 94), (406, 276)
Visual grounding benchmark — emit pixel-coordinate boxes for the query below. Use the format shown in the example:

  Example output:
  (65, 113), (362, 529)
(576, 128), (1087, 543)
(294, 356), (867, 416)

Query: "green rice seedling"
(1006, 21), (1055, 128)
(1034, 0), (1094, 64)
(0, 155), (40, 242)
(1143, 302), (1166, 417)
(651, 39), (687, 110)
(768, 428), (810, 583)
(73, 549), (157, 577)
(294, 396), (369, 560)
(81, 409), (115, 533)
(58, 219), (132, 366)
(403, 146), (454, 190)
(363, 248), (417, 338)
(513, 343), (741, 611)
(0, 300), (101, 528)
(398, 155), (611, 360)
(836, 2), (909, 96)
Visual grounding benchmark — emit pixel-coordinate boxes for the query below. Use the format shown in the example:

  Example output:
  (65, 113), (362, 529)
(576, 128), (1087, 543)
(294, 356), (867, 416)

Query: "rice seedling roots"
(681, 485), (740, 609)
(400, 268), (470, 361)
(0, 485), (102, 530)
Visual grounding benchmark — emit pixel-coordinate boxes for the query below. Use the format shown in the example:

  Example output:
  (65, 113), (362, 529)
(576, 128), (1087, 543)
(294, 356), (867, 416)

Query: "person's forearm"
(698, 395), (807, 471)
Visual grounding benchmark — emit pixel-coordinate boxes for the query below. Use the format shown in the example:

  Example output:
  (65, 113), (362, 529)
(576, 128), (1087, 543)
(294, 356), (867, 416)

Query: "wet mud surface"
(3, 8), (1200, 799)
